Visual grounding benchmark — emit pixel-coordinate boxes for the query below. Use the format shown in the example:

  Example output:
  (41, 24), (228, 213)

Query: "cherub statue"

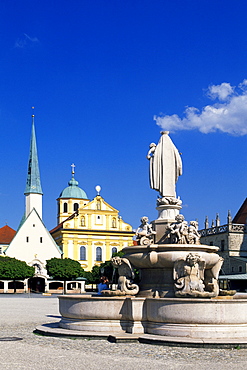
(111, 256), (139, 296)
(135, 216), (156, 246)
(187, 220), (201, 245)
(173, 253), (205, 296)
(166, 214), (188, 244)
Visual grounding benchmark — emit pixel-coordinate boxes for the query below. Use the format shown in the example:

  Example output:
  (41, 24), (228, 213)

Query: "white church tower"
(6, 114), (62, 292)
(24, 114), (43, 219)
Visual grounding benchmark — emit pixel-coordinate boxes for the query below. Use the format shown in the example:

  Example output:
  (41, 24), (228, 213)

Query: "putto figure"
(135, 216), (156, 246)
(174, 253), (205, 296)
(166, 214), (188, 244)
(188, 220), (201, 245)
(147, 131), (182, 199)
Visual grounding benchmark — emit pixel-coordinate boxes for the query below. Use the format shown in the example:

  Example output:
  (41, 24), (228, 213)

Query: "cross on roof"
(71, 163), (75, 175)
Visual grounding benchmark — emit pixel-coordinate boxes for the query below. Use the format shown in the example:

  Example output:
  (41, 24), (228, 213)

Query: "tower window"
(63, 203), (68, 213)
(96, 247), (102, 261)
(96, 201), (101, 210)
(40, 237), (43, 243)
(74, 203), (79, 212)
(221, 240), (225, 251)
(81, 217), (85, 226)
(26, 237), (29, 242)
(239, 266), (243, 272)
(80, 246), (86, 261)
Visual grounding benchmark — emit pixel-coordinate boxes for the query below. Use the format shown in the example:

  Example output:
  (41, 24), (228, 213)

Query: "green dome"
(59, 176), (88, 199)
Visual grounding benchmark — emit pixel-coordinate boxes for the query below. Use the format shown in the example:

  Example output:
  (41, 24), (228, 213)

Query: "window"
(80, 246), (86, 261)
(26, 237), (29, 242)
(0, 246), (2, 254)
(74, 203), (79, 212)
(239, 266), (243, 272)
(209, 241), (213, 246)
(63, 203), (68, 213)
(96, 215), (102, 224)
(33, 224), (35, 227)
(40, 237), (43, 243)
(96, 201), (101, 210)
(221, 240), (225, 251)
(112, 247), (117, 256)
(96, 247), (102, 261)
(81, 217), (85, 226)
(232, 266), (234, 272)
(112, 218), (117, 228)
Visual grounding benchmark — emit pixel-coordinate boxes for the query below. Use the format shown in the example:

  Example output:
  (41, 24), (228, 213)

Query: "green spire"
(24, 115), (43, 195)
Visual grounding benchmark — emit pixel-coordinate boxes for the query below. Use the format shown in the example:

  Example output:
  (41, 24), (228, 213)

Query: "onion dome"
(59, 164), (88, 199)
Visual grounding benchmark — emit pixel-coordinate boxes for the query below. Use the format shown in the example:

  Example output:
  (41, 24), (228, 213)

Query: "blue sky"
(1, 0), (247, 231)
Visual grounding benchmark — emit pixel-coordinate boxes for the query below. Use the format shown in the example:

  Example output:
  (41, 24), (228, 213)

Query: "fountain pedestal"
(122, 244), (221, 298)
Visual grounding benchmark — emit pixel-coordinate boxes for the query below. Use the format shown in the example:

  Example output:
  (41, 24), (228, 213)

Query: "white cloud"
(14, 33), (39, 48)
(154, 80), (247, 136)
(207, 82), (234, 101)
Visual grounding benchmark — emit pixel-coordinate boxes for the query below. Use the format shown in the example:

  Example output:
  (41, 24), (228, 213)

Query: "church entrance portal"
(28, 277), (45, 293)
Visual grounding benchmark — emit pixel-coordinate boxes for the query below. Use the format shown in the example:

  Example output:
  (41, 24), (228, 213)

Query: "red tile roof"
(233, 198), (247, 224)
(0, 225), (16, 244)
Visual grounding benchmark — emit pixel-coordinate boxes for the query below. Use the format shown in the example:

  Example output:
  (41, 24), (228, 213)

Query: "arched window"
(80, 246), (86, 261)
(81, 217), (85, 226)
(112, 247), (117, 256)
(63, 202), (68, 213)
(74, 203), (79, 212)
(96, 247), (102, 261)
(112, 218), (117, 228)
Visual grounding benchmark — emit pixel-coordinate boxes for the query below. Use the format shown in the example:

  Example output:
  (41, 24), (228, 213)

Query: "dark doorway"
(28, 277), (45, 293)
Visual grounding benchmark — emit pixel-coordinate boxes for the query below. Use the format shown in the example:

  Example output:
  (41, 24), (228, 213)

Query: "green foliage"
(46, 257), (84, 280)
(0, 256), (35, 280)
(83, 270), (93, 284)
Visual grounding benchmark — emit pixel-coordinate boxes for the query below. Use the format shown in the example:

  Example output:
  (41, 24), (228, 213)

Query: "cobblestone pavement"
(0, 295), (247, 369)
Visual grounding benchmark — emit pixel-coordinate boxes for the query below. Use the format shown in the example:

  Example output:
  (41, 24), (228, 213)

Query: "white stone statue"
(110, 256), (139, 296)
(166, 214), (188, 244)
(173, 252), (223, 298)
(174, 253), (205, 296)
(188, 221), (201, 245)
(135, 216), (156, 246)
(147, 131), (182, 199)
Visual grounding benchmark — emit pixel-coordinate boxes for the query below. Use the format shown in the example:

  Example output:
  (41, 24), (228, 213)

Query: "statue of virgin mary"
(147, 131), (182, 198)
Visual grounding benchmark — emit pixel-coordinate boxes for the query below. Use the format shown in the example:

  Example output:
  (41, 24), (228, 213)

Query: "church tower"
(24, 115), (43, 219)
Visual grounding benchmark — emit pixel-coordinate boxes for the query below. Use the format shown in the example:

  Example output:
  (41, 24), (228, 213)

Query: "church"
(2, 115), (62, 293)
(50, 167), (134, 271)
(0, 114), (134, 292)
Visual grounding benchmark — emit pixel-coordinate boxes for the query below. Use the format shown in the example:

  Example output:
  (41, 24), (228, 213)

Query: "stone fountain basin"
(58, 295), (247, 339)
(122, 244), (220, 269)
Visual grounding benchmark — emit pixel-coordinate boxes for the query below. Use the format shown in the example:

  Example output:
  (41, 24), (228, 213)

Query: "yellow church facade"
(50, 171), (134, 271)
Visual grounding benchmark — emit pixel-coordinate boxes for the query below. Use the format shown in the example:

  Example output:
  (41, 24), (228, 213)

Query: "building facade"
(199, 199), (247, 291)
(51, 173), (134, 271)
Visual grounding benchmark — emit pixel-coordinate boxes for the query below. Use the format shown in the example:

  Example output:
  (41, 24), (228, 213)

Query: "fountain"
(39, 131), (247, 346)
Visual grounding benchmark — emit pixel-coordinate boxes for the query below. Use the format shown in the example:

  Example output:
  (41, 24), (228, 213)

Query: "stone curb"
(35, 323), (247, 348)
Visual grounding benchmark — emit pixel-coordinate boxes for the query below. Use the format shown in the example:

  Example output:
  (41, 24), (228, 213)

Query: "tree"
(0, 256), (35, 293)
(86, 250), (129, 287)
(46, 257), (84, 293)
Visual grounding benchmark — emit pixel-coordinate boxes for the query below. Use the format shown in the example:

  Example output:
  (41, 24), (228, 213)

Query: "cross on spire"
(71, 163), (75, 175)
